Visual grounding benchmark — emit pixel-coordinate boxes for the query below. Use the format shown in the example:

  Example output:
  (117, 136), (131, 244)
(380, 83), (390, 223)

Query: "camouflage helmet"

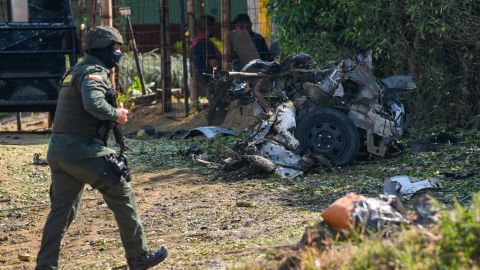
(84, 26), (123, 51)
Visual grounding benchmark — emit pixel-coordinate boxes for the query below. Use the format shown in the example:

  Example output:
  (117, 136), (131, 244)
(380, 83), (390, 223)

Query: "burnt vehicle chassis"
(211, 51), (415, 166)
(0, 0), (78, 113)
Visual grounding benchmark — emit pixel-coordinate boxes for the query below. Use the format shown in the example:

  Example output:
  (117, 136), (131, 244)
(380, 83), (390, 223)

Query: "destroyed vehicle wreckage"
(207, 51), (415, 176)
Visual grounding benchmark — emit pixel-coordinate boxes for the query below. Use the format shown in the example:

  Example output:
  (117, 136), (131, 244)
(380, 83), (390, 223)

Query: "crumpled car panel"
(184, 126), (237, 140)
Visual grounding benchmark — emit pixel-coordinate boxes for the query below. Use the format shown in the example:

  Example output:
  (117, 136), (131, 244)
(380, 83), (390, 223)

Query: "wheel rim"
(306, 121), (345, 159)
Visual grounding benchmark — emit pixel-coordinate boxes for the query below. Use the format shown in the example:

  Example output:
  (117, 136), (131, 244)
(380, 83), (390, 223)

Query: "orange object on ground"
(320, 192), (367, 230)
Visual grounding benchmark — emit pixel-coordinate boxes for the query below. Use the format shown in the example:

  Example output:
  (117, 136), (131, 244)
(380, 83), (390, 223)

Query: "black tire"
(295, 108), (360, 166)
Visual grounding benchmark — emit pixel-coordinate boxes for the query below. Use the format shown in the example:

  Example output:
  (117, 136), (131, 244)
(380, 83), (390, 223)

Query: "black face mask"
(90, 45), (122, 68)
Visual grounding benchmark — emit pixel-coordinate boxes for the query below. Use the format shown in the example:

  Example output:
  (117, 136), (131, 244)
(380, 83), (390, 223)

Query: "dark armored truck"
(0, 0), (78, 114)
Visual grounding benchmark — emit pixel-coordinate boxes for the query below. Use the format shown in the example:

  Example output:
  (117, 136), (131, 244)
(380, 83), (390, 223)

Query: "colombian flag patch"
(88, 74), (103, 81)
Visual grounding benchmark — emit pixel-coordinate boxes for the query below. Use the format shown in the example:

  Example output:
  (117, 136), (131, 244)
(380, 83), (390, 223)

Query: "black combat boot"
(127, 246), (168, 270)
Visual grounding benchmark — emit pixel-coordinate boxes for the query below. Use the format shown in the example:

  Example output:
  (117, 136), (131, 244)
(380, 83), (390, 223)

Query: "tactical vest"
(52, 64), (109, 141)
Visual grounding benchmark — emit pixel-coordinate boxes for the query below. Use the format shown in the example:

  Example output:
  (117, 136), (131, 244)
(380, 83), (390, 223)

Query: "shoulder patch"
(88, 74), (103, 81)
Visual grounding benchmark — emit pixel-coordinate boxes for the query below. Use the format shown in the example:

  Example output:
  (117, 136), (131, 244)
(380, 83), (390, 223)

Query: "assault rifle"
(104, 89), (132, 182)
(105, 89), (128, 154)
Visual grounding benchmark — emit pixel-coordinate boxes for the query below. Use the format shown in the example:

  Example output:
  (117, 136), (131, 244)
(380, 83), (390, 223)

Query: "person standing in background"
(190, 15), (228, 125)
(190, 15), (221, 96)
(230, 13), (270, 70)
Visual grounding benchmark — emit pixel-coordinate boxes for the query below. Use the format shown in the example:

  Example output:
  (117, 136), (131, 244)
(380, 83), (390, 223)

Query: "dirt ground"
(122, 100), (257, 136)
(0, 112), (51, 133)
(0, 106), (321, 269)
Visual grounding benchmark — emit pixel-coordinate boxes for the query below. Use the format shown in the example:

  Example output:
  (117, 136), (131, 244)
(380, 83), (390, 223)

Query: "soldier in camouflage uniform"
(35, 26), (167, 270)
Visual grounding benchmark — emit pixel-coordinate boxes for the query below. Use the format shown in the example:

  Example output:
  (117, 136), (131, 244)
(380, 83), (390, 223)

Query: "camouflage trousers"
(35, 158), (148, 270)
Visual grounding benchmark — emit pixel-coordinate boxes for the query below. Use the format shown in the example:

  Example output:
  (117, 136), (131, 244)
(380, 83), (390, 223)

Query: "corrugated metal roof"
(123, 0), (247, 25)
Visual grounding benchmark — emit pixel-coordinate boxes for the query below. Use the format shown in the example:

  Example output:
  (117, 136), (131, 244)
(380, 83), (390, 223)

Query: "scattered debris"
(184, 144), (204, 156)
(257, 140), (306, 179)
(415, 195), (439, 225)
(183, 126), (238, 140)
(191, 154), (220, 169)
(320, 192), (409, 232)
(32, 153), (48, 166)
(170, 128), (189, 139)
(320, 192), (366, 231)
(299, 191), (443, 266)
(428, 132), (460, 144)
(209, 152), (277, 181)
(442, 171), (475, 179)
(203, 50), (413, 179)
(135, 125), (155, 140)
(383, 176), (443, 200)
(242, 155), (277, 174)
(411, 132), (460, 154)
(411, 141), (443, 154)
(352, 194), (409, 230)
(18, 252), (31, 262)
(272, 101), (299, 150)
(274, 166), (303, 180)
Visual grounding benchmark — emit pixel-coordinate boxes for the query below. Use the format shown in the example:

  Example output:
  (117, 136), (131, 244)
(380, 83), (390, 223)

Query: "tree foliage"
(267, 0), (480, 126)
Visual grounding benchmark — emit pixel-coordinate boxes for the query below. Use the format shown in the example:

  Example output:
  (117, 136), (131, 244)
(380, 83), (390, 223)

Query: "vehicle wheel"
(295, 108), (360, 166)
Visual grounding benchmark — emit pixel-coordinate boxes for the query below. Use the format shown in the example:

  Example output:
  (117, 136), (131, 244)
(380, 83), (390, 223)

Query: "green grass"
(121, 133), (246, 173)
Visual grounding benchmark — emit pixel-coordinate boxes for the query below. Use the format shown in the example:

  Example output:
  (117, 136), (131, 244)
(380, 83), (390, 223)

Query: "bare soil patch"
(123, 100), (256, 136)
(0, 136), (320, 269)
(0, 113), (49, 133)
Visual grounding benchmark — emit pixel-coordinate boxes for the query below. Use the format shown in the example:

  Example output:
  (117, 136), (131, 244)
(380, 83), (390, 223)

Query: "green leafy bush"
(267, 0), (480, 127)
(118, 51), (160, 94)
(117, 51), (189, 98)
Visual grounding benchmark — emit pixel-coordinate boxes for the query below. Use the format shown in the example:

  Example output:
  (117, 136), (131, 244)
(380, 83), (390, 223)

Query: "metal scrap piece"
(383, 176), (443, 200)
(258, 140), (302, 166)
(257, 140), (304, 179)
(275, 166), (303, 179)
(273, 101), (299, 149)
(251, 113), (277, 141)
(352, 194), (410, 230)
(184, 126), (237, 140)
(32, 153), (48, 166)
